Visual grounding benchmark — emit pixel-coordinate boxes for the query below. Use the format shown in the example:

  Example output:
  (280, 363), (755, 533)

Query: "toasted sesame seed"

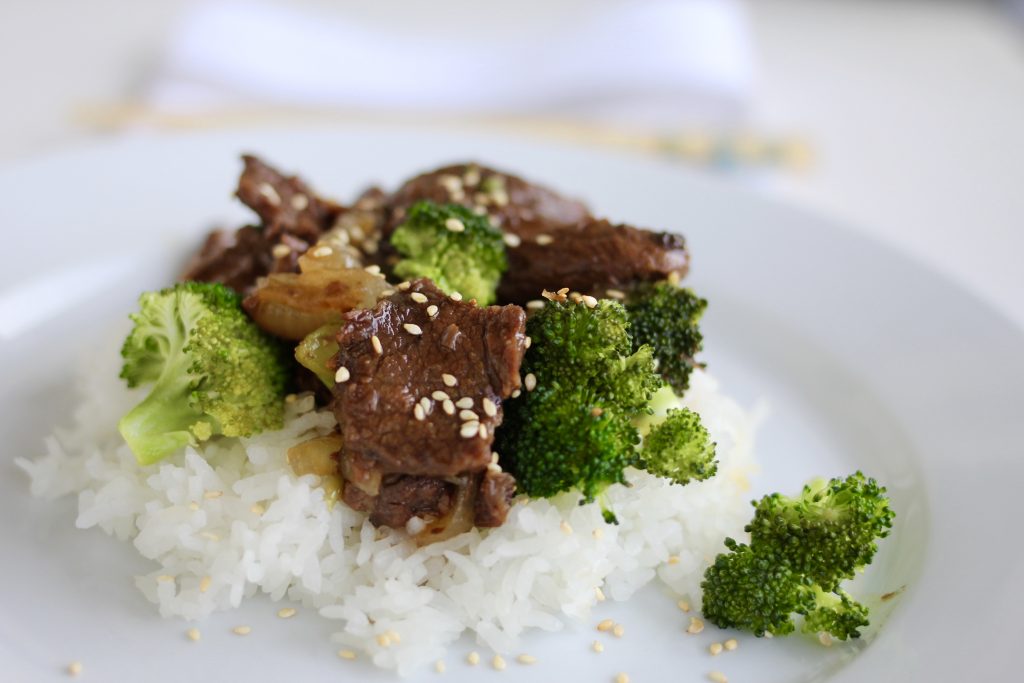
(290, 193), (309, 211)
(581, 294), (598, 308)
(709, 642), (723, 656)
(595, 586), (606, 601)
(592, 640), (604, 653)
(516, 654), (536, 665)
(450, 291), (463, 302)
(487, 461), (502, 474)
(612, 623), (625, 638)
(459, 409), (478, 421)
(426, 304), (439, 317)
(414, 404), (426, 421)
(371, 335), (383, 355)
(818, 632), (833, 647)
(467, 651), (480, 665)
(386, 630), (401, 644)
(397, 281), (411, 290)
(687, 616), (705, 634)
(442, 399), (456, 415)
(511, 389), (521, 398)
(478, 423), (488, 438)
(524, 336), (532, 349)
(524, 373), (537, 391)
(455, 397), (474, 409)
(708, 672), (728, 683)
(271, 243), (292, 259)
(502, 232), (522, 248)
(492, 655), (506, 671)
(199, 576), (211, 593)
(723, 639), (738, 651)
(364, 264), (382, 275)
(597, 619), (614, 632)
(258, 182), (280, 206)
(403, 323), (423, 336)
(560, 520), (573, 535)
(460, 422), (480, 438)
(311, 245), (333, 257)
(445, 218), (466, 233)
(593, 528), (604, 540)
(278, 607), (297, 619)
(411, 292), (428, 303)
(605, 288), (626, 300)
(335, 366), (350, 383)
(432, 390), (450, 401)
(186, 627), (201, 642)
(678, 599), (691, 612)
(250, 503), (265, 515)
(376, 633), (391, 647)
(668, 270), (682, 285)
(442, 373), (458, 387)
(232, 625), (252, 636)
(337, 649), (357, 660)
(157, 574), (174, 582)
(200, 532), (220, 542)
(482, 398), (497, 417)
(380, 288), (395, 296)
(535, 234), (554, 245)
(204, 490), (222, 499)
(420, 396), (433, 413)
(67, 662), (83, 677)
(491, 190), (509, 207)
(435, 659), (446, 673)
(668, 555), (681, 565)
(188, 502), (200, 511)
(526, 299), (545, 310)
(615, 674), (630, 683)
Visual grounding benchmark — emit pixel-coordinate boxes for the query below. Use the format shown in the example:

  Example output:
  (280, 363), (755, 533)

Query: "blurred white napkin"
(148, 0), (752, 127)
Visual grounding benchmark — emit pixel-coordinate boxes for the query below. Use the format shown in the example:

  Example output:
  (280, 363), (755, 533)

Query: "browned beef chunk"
(332, 279), (527, 478)
(368, 476), (457, 528)
(474, 469), (516, 527)
(236, 154), (342, 243)
(497, 219), (690, 304)
(180, 226), (273, 293)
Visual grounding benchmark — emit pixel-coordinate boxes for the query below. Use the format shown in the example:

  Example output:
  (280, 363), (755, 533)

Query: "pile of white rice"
(17, 332), (759, 675)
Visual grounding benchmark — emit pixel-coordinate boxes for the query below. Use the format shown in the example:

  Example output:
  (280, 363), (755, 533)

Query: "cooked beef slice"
(473, 469), (516, 527)
(235, 154), (342, 242)
(332, 279), (526, 477)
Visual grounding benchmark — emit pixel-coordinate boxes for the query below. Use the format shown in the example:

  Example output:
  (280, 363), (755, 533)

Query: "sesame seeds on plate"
(403, 323), (423, 336)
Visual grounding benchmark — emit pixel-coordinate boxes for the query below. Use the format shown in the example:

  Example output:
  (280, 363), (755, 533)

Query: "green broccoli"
(390, 200), (507, 305)
(625, 282), (707, 394)
(637, 408), (717, 485)
(118, 282), (289, 464)
(701, 472), (894, 641)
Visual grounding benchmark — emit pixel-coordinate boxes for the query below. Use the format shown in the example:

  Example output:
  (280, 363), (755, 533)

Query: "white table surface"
(1, 0), (1021, 328)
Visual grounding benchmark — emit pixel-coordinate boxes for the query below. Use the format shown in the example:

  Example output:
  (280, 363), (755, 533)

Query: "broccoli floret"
(746, 472), (895, 590)
(498, 298), (661, 520)
(625, 282), (707, 394)
(390, 200), (507, 305)
(637, 407), (717, 485)
(701, 472), (894, 641)
(118, 282), (288, 464)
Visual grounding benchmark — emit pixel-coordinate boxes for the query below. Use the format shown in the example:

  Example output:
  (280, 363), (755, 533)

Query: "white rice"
(16, 332), (759, 675)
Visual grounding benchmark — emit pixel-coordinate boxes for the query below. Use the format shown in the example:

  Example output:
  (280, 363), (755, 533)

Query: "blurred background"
(2, 0), (1022, 325)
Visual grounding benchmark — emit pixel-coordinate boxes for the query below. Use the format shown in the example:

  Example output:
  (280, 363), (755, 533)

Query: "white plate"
(1, 128), (1021, 681)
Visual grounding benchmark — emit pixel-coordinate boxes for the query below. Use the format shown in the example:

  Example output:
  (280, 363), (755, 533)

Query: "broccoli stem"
(117, 358), (205, 464)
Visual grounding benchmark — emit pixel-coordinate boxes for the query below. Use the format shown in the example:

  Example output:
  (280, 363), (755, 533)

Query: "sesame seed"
(199, 576), (211, 593)
(516, 654), (536, 665)
(435, 660), (446, 673)
(668, 271), (682, 285)
(442, 373), (458, 387)
(200, 532), (220, 542)
(597, 619), (614, 632)
(445, 218), (466, 233)
(411, 292), (428, 303)
(467, 651), (480, 665)
(277, 607), (297, 619)
(818, 632), (834, 647)
(427, 304), (439, 317)
(337, 649), (357, 660)
(386, 630), (401, 644)
(595, 586), (606, 601)
(557, 287), (570, 295)
(157, 575), (174, 582)
(376, 633), (391, 647)
(668, 555), (681, 565)
(708, 672), (728, 683)
(491, 190), (509, 207)
(593, 528), (604, 540)
(371, 335), (383, 355)
(723, 639), (738, 651)
(687, 616), (705, 634)
(581, 294), (598, 308)
(511, 389), (521, 398)
(311, 245), (333, 257)
(450, 291), (463, 302)
(67, 662), (83, 677)
(420, 396), (433, 413)
(615, 674), (630, 683)
(526, 299), (545, 310)
(524, 373), (537, 391)
(290, 193), (309, 211)
(560, 520), (573, 535)
(397, 281), (411, 290)
(442, 399), (456, 415)
(492, 655), (506, 671)
(432, 390), (450, 401)
(258, 183), (280, 206)
(678, 599), (691, 612)
(482, 398), (497, 417)
(612, 623), (625, 638)
(204, 490), (222, 499)
(535, 234), (554, 245)
(478, 424), (488, 438)
(250, 503), (265, 515)
(487, 461), (502, 474)
(524, 336), (532, 349)
(709, 642), (723, 656)
(460, 422), (480, 438)
(414, 404), (426, 421)
(335, 366), (350, 383)
(189, 502), (200, 511)
(455, 397), (474, 409)
(463, 168), (481, 186)
(500, 231), (522, 248)
(381, 289), (395, 296)
(186, 627), (201, 642)
(403, 323), (423, 336)
(459, 409), (478, 421)
(271, 243), (292, 259)
(364, 264), (381, 275)
(232, 625), (252, 636)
